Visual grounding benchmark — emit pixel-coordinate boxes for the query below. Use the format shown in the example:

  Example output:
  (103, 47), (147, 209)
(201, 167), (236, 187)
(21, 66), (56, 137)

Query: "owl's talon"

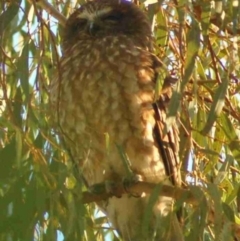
(89, 181), (122, 198)
(88, 182), (106, 194)
(105, 180), (122, 198)
(123, 174), (143, 197)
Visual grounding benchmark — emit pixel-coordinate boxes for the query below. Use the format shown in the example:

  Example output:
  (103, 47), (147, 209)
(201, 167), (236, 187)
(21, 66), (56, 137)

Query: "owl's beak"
(88, 21), (100, 35)
(89, 22), (94, 31)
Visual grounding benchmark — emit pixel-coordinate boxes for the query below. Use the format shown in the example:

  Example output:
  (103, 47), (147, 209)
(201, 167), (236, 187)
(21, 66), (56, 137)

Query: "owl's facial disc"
(76, 6), (118, 35)
(76, 7), (112, 23)
(64, 0), (152, 50)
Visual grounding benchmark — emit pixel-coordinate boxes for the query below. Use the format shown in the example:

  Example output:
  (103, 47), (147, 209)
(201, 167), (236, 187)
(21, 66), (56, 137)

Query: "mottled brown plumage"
(50, 0), (183, 240)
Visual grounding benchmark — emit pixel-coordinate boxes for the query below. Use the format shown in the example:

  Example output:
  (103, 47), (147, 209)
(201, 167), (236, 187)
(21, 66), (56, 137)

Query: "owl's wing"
(152, 56), (181, 187)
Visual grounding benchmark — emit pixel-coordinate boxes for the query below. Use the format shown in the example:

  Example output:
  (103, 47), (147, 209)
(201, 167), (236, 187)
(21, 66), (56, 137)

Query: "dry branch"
(32, 0), (67, 26)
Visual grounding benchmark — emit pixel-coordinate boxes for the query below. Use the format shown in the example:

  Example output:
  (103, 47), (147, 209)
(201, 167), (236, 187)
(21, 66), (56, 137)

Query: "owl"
(50, 0), (183, 240)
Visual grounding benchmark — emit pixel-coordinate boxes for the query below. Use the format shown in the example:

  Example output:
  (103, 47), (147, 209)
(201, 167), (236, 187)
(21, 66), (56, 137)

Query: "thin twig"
(33, 0), (67, 26)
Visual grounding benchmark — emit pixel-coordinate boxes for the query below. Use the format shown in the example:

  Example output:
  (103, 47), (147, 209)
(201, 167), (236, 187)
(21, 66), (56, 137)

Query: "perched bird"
(50, 0), (183, 240)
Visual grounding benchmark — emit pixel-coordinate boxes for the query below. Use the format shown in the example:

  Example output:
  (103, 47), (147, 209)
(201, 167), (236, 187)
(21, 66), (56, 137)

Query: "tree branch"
(80, 181), (199, 206)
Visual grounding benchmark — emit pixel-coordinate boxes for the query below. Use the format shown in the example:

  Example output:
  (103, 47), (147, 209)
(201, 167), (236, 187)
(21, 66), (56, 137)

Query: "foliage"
(0, 0), (240, 240)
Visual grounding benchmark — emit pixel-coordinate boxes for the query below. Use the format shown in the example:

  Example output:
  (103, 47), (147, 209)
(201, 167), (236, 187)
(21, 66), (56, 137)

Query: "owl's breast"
(51, 37), (166, 186)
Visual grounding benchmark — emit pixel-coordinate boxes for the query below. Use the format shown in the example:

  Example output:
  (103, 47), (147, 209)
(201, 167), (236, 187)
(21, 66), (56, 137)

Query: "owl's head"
(64, 0), (153, 49)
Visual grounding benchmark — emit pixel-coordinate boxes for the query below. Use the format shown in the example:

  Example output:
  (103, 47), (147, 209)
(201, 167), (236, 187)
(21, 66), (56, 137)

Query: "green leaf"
(206, 183), (222, 239)
(155, 8), (168, 48)
(225, 182), (240, 204)
(232, 0), (240, 33)
(142, 183), (163, 239)
(116, 144), (133, 178)
(15, 128), (22, 168)
(219, 114), (240, 160)
(17, 40), (30, 102)
(188, 186), (207, 240)
(201, 78), (229, 135)
(167, 17), (200, 122)
(193, 108), (207, 147)
(13, 87), (23, 127)
(222, 202), (235, 222)
(200, 1), (211, 37)
(0, 0), (21, 35)
(0, 137), (16, 181)
(182, 18), (201, 89)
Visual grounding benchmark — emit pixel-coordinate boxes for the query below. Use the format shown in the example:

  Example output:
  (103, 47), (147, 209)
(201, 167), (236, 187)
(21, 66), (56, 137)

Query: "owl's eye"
(74, 18), (88, 29)
(101, 13), (122, 22)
